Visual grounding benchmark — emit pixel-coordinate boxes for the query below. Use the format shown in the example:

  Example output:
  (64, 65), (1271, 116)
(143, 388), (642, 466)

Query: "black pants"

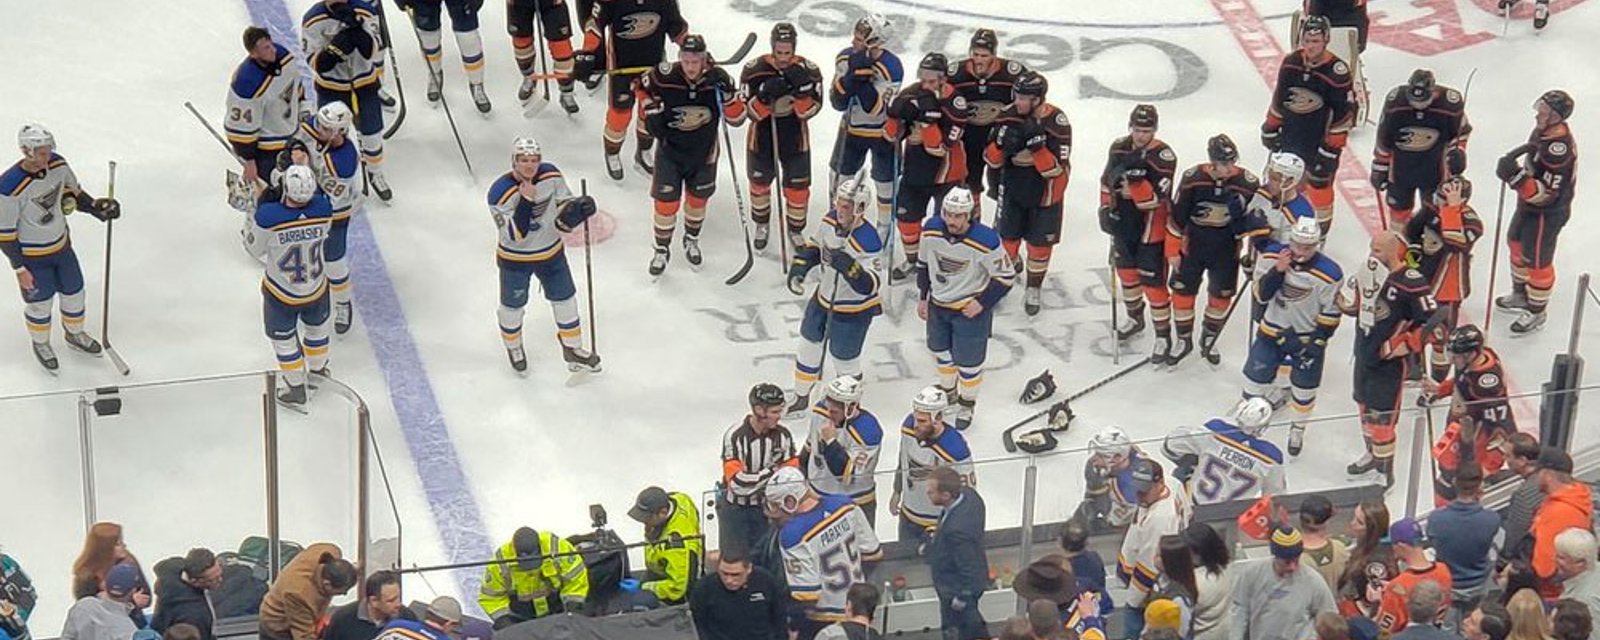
(717, 500), (770, 557)
(939, 593), (987, 640)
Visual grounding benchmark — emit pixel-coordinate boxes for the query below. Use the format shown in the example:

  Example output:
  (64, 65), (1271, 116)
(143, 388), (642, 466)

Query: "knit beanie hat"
(1270, 526), (1305, 560)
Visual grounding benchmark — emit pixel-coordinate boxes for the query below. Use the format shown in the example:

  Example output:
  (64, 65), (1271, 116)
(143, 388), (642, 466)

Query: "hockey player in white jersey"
(227, 27), (304, 187)
(248, 165), (333, 407)
(486, 137), (600, 374)
(1162, 397), (1287, 505)
(891, 386), (975, 544)
(828, 13), (903, 228)
(1080, 426), (1148, 529)
(0, 126), (121, 372)
(302, 0), (393, 201)
(396, 0), (493, 112)
(799, 376), (885, 526)
(785, 178), (883, 414)
(1245, 152), (1318, 251)
(916, 189), (1015, 430)
(1242, 217), (1343, 457)
(281, 102), (364, 335)
(768, 465), (882, 640)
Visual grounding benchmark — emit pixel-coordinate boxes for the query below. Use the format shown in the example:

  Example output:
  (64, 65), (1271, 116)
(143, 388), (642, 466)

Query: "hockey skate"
(1510, 310), (1547, 335)
(634, 146), (655, 177)
(952, 398), (976, 431)
(518, 76), (538, 102)
(470, 82), (492, 114)
(1346, 452), (1379, 475)
(648, 246), (670, 278)
(334, 301), (353, 335)
(753, 223), (770, 252)
(32, 342), (59, 373)
(558, 85), (579, 114)
(1023, 286), (1042, 317)
(64, 330), (103, 356)
(426, 70), (443, 104)
(1169, 336), (1194, 366)
(786, 230), (804, 254)
(1199, 332), (1222, 366)
(1534, 0), (1550, 28)
(1494, 288), (1529, 312)
(604, 152), (624, 181)
(1151, 334), (1173, 367)
(368, 171), (394, 202)
(1287, 424), (1306, 457)
(277, 383), (309, 413)
(1116, 309), (1146, 341)
(890, 260), (917, 284)
(506, 342), (528, 373)
(378, 85), (398, 110)
(784, 392), (811, 417)
(683, 235), (703, 269)
(562, 345), (602, 373)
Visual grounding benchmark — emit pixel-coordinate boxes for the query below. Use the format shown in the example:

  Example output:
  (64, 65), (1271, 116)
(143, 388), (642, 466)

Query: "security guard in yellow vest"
(626, 486), (704, 605)
(480, 527), (589, 629)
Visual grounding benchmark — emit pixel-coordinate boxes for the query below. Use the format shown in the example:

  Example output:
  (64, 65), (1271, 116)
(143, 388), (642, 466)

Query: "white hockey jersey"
(0, 155), (83, 261)
(1116, 481), (1191, 606)
(780, 494), (882, 622)
(1244, 188), (1317, 246)
(250, 194), (334, 305)
(225, 44), (303, 157)
(917, 216), (1015, 309)
(487, 164), (573, 264)
(803, 403), (884, 504)
(1163, 418), (1286, 505)
(301, 0), (382, 91)
(1253, 242), (1343, 338)
(895, 417), (975, 528)
(830, 48), (902, 139)
(801, 210), (883, 315)
(291, 118), (362, 221)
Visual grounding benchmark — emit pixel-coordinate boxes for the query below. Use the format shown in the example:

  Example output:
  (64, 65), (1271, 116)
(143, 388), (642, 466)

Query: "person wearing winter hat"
(1229, 526), (1338, 640)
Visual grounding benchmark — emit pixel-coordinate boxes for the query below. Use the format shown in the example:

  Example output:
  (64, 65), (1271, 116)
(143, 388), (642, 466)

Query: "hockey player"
(1303, 0), (1369, 51)
(227, 27), (303, 188)
(798, 376), (884, 526)
(574, 0), (687, 179)
(740, 22), (824, 253)
(281, 102), (364, 335)
(486, 136), (601, 373)
(1429, 324), (1516, 501)
(828, 13), (903, 226)
(950, 28), (1029, 211)
(1248, 152), (1318, 247)
(1243, 217), (1342, 457)
(302, 0), (393, 202)
(1080, 426), (1147, 529)
(636, 36), (743, 276)
(247, 165), (332, 406)
(884, 52), (971, 281)
(916, 189), (1014, 430)
(1, 126), (121, 371)
(1162, 397), (1287, 505)
(1262, 16), (1353, 232)
(985, 70), (1070, 317)
(508, 0), (579, 113)
(396, 0), (492, 112)
(1168, 134), (1267, 365)
(1099, 104), (1178, 360)
(1403, 177), (1482, 381)
(1340, 231), (1437, 486)
(786, 178), (882, 411)
(1499, 0), (1556, 30)
(768, 465), (881, 640)
(892, 387), (975, 543)
(1371, 69), (1471, 226)
(1493, 89), (1577, 334)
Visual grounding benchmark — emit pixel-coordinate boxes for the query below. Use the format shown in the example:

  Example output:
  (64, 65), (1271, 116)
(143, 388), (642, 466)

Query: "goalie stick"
(1001, 355), (1152, 452)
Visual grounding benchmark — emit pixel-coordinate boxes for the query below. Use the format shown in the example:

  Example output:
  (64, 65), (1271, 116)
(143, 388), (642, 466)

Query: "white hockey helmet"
(315, 101), (353, 133)
(855, 13), (892, 47)
(511, 135), (542, 160)
(1088, 426), (1133, 458)
(824, 375), (863, 405)
(18, 124), (54, 153)
(281, 165), (319, 204)
(764, 466), (809, 513)
(834, 177), (872, 215)
(1234, 397), (1274, 435)
(1265, 152), (1306, 184)
(941, 188), (976, 218)
(911, 385), (948, 415)
(1289, 216), (1322, 247)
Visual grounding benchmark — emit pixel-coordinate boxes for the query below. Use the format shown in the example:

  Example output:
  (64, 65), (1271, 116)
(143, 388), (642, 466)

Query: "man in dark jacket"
(690, 550), (788, 640)
(152, 549), (222, 640)
(1498, 433), (1543, 564)
(926, 466), (989, 640)
(1428, 465), (1501, 629)
(321, 571), (415, 640)
(1391, 581), (1456, 640)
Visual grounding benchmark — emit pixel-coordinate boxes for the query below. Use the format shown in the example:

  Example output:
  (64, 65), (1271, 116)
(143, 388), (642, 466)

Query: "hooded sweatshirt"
(1531, 481), (1595, 597)
(61, 596), (137, 640)
(151, 557), (214, 640)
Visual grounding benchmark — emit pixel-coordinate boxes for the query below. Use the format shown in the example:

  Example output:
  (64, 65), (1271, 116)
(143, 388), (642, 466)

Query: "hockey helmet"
(1538, 89), (1575, 121)
(316, 101), (354, 133)
(770, 22), (798, 48)
(1207, 133), (1239, 164)
(970, 28), (998, 54)
(680, 34), (708, 55)
(919, 52), (949, 77)
(1266, 152), (1307, 184)
(1014, 71), (1048, 99)
(1289, 216), (1322, 247)
(764, 466), (809, 513)
(1234, 397), (1274, 435)
(834, 177), (872, 217)
(1405, 69), (1436, 104)
(911, 386), (948, 415)
(1128, 104), (1159, 129)
(748, 382), (786, 408)
(17, 124), (53, 153)
(855, 13), (891, 47)
(281, 165), (319, 204)
(511, 135), (542, 159)
(1448, 324), (1486, 355)
(824, 375), (863, 405)
(941, 188), (976, 218)
(1299, 14), (1332, 40)
(1088, 426), (1133, 459)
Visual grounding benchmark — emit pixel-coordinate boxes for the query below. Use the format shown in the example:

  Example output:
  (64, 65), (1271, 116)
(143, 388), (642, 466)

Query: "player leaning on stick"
(302, 0), (393, 201)
(1262, 15), (1353, 233)
(1098, 105), (1178, 361)
(574, 0), (687, 180)
(740, 22), (824, 254)
(486, 136), (600, 373)
(1493, 89), (1577, 335)
(1168, 134), (1267, 366)
(0, 126), (121, 372)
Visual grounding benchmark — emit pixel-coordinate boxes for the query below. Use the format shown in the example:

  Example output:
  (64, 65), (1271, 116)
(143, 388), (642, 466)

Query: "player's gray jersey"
(1256, 246), (1344, 336)
(0, 156), (81, 259)
(487, 165), (572, 264)
(779, 496), (882, 622)
(1163, 421), (1286, 505)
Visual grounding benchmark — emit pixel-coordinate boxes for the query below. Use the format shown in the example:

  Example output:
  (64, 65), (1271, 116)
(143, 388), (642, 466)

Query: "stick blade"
(106, 345), (131, 376)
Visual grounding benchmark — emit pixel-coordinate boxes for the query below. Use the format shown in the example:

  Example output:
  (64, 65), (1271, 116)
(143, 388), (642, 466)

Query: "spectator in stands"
(1118, 459), (1190, 640)
(689, 549), (788, 640)
(1501, 562), (1542, 606)
(480, 527), (589, 627)
(1015, 557), (1076, 610)
(1378, 518), (1453, 634)
(1390, 580), (1453, 640)
(1532, 448), (1596, 598)
(1347, 615), (1382, 640)
(62, 562), (142, 640)
(257, 543), (356, 640)
(1062, 519), (1112, 614)
(1230, 526), (1338, 640)
(1315, 612), (1350, 640)
(151, 548), (221, 640)
(1301, 496), (1347, 594)
(1183, 523), (1232, 640)
(816, 583), (883, 640)
(1143, 597), (1186, 637)
(1154, 536), (1196, 636)
(1026, 599), (1064, 639)
(1550, 600), (1593, 640)
(720, 384), (799, 556)
(927, 465), (989, 640)
(997, 616), (1034, 640)
(160, 623), (201, 640)
(1431, 464), (1502, 628)
(72, 523), (150, 628)
(628, 486), (704, 607)
(372, 597), (459, 640)
(1499, 434), (1544, 565)
(1338, 500), (1395, 620)
(1464, 601), (1512, 640)
(1554, 529), (1600, 634)
(1507, 589), (1553, 640)
(322, 570), (415, 640)
(0, 549), (36, 640)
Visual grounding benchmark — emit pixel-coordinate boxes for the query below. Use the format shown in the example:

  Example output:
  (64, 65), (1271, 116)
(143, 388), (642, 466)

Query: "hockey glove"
(1097, 205), (1118, 235)
(1495, 154), (1523, 183)
(781, 63), (813, 93)
(912, 92), (942, 123)
(554, 195), (597, 233)
(847, 50), (875, 75)
(1019, 121), (1047, 151)
(91, 198), (121, 221)
(1260, 127), (1281, 152)
(571, 52), (599, 82)
(709, 68), (736, 96)
(330, 26), (373, 60)
(998, 125), (1026, 156)
(1445, 147), (1467, 177)
(327, 1), (357, 25)
(1369, 168), (1389, 191)
(757, 77), (790, 105)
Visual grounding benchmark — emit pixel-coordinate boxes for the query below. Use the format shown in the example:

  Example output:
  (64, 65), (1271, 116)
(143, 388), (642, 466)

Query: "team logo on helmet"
(668, 106), (715, 132)
(1284, 87), (1326, 115)
(1395, 126), (1442, 153)
(617, 12), (662, 40)
(969, 100), (1005, 126)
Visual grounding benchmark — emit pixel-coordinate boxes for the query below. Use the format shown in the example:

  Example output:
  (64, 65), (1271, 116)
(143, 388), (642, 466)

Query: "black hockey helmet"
(748, 382), (785, 408)
(919, 52), (949, 75)
(1539, 89), (1575, 121)
(1014, 70), (1047, 98)
(680, 33), (708, 54)
(770, 22), (797, 48)
(1406, 69), (1437, 103)
(970, 28), (999, 54)
(1300, 14), (1332, 39)
(1448, 324), (1485, 355)
(1129, 103), (1159, 129)
(1208, 133), (1240, 163)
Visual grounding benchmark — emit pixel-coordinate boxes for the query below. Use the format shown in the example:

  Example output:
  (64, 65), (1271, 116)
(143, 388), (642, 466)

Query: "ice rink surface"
(3, 0), (1599, 631)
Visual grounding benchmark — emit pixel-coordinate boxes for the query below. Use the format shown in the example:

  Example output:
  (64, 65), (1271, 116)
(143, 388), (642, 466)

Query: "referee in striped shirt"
(720, 383), (799, 558)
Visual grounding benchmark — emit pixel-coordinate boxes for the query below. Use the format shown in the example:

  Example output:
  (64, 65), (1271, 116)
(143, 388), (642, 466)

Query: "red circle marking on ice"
(560, 209), (618, 247)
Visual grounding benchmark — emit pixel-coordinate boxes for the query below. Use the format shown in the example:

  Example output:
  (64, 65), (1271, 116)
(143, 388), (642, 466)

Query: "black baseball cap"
(1538, 446), (1574, 474)
(628, 486), (671, 522)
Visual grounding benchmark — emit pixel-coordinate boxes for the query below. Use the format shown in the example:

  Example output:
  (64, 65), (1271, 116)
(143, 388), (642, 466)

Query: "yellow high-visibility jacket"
(641, 491), (703, 603)
(478, 533), (588, 621)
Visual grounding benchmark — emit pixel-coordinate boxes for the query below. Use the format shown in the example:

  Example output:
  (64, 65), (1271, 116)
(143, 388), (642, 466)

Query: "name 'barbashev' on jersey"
(1163, 418), (1286, 505)
(250, 191), (333, 307)
(804, 402), (884, 505)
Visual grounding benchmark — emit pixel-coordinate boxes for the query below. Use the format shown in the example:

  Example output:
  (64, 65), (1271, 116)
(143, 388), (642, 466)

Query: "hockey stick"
(1001, 355), (1152, 451)
(719, 87), (757, 286)
(1376, 190), (1390, 231)
(522, 12), (552, 117)
(580, 179), (597, 356)
(716, 33), (759, 67)
(1483, 182), (1509, 333)
(100, 161), (130, 376)
(882, 143), (902, 288)
(815, 267), (845, 384)
(772, 115), (791, 273)
(1108, 245), (1122, 365)
(404, 7), (475, 181)
(377, 1), (408, 140)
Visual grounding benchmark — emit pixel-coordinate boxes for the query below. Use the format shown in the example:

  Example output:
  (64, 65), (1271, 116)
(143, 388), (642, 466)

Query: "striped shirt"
(721, 418), (798, 507)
